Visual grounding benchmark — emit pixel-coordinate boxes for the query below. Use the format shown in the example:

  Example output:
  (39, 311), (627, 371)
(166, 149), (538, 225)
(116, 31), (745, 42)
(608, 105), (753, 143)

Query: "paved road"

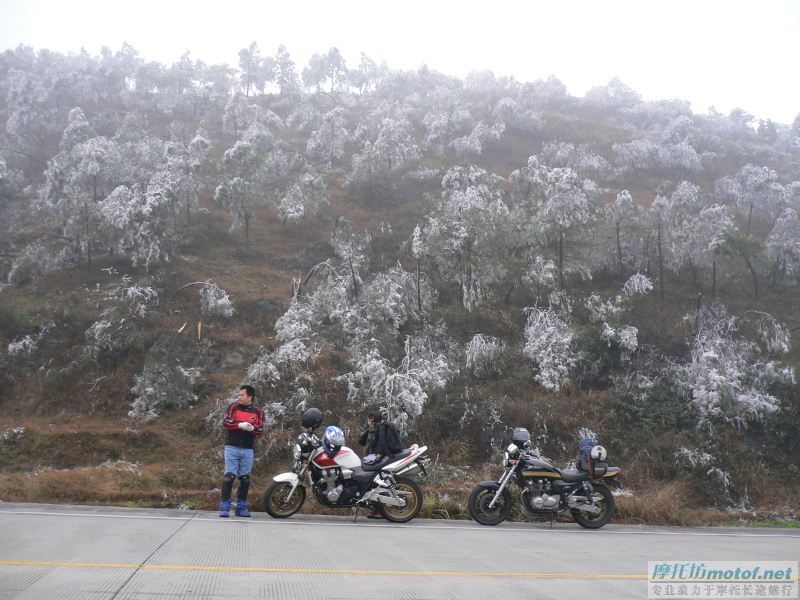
(0, 502), (797, 599)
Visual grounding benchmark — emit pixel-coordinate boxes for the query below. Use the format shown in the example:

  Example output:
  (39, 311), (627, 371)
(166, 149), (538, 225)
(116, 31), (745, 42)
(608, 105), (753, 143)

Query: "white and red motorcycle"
(263, 409), (429, 522)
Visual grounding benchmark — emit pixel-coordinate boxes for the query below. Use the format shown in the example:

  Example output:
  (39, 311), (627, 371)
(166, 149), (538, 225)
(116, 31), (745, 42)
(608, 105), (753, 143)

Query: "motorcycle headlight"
(507, 443), (518, 454)
(503, 451), (510, 465)
(292, 444), (301, 460)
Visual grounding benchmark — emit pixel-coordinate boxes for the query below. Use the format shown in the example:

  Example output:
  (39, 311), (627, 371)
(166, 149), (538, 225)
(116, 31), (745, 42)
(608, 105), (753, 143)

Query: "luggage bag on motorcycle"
(577, 438), (608, 476)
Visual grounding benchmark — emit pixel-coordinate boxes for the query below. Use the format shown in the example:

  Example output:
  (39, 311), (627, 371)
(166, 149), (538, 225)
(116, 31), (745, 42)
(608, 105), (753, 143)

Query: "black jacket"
(371, 422), (403, 457)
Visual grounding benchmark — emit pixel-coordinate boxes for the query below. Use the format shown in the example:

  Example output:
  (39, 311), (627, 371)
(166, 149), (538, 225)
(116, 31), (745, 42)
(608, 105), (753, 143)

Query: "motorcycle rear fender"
(273, 472), (299, 484)
(600, 466), (623, 488)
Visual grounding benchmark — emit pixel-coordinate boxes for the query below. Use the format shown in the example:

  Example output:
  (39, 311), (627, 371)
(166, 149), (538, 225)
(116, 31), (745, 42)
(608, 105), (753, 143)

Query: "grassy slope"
(1, 138), (799, 526)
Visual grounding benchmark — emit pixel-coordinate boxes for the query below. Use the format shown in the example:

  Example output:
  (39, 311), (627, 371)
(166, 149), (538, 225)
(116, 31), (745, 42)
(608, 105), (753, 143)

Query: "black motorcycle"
(468, 427), (622, 529)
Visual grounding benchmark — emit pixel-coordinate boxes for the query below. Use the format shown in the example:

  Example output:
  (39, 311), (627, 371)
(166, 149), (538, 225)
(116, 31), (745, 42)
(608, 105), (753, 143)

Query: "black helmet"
(511, 427), (531, 447)
(301, 407), (323, 429)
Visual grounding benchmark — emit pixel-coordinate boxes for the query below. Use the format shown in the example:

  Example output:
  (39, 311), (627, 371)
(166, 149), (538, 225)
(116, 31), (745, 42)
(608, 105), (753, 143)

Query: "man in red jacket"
(219, 385), (264, 517)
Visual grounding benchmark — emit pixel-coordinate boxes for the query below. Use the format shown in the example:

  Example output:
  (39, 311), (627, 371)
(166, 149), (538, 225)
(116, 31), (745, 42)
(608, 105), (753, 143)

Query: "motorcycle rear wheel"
(263, 481), (306, 518)
(571, 484), (615, 529)
(468, 485), (513, 526)
(379, 477), (423, 523)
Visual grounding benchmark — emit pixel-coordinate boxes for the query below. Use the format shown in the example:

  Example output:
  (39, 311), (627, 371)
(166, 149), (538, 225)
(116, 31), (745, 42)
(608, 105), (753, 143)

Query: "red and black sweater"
(222, 402), (265, 449)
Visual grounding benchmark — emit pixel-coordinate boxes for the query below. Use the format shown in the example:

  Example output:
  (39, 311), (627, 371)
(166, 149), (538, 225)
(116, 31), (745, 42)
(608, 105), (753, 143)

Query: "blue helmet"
(322, 425), (345, 457)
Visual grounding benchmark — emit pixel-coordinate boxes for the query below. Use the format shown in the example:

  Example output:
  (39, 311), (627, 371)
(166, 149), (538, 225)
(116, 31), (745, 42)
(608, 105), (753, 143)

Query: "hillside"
(1, 44), (799, 524)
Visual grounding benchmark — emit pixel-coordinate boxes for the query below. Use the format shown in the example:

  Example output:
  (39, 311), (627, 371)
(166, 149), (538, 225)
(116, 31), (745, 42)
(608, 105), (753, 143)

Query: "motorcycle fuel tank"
(311, 445), (361, 469)
(521, 458), (561, 478)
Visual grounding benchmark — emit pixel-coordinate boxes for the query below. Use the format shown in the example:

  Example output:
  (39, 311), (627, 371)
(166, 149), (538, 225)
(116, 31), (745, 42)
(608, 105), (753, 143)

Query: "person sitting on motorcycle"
(358, 410), (378, 455)
(359, 409), (403, 519)
(359, 409), (403, 459)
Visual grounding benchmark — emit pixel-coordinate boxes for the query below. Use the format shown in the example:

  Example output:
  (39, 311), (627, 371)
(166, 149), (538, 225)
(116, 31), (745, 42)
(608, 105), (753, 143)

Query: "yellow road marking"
(0, 560), (648, 579)
(3, 561), (798, 581)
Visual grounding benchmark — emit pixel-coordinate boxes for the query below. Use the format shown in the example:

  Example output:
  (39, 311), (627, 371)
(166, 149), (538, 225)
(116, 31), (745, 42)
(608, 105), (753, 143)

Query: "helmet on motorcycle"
(590, 445), (607, 461)
(301, 407), (323, 429)
(322, 425), (345, 457)
(511, 427), (531, 448)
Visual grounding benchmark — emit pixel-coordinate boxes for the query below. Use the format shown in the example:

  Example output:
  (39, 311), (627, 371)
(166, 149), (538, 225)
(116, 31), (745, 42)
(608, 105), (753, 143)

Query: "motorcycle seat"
(391, 448), (414, 461)
(360, 449), (414, 471)
(559, 469), (590, 483)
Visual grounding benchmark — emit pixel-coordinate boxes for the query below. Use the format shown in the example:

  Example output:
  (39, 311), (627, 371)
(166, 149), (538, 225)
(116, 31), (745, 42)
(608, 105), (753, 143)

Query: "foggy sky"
(1, 0), (798, 123)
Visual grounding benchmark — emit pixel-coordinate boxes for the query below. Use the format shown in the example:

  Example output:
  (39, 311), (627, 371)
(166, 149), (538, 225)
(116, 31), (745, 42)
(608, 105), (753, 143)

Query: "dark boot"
(235, 500), (251, 517)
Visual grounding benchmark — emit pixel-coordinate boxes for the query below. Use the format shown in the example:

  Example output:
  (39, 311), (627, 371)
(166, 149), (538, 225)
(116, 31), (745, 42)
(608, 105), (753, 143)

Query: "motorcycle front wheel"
(379, 477), (423, 523)
(468, 485), (513, 526)
(571, 484), (615, 529)
(263, 480), (306, 518)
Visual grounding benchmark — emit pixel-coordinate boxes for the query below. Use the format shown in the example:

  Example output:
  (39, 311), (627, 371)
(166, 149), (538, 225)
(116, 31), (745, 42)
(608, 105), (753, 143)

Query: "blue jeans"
(224, 446), (254, 476)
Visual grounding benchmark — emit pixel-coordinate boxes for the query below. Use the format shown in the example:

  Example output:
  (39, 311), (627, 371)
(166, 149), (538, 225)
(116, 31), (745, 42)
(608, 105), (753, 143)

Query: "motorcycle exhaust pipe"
(567, 497), (602, 515)
(395, 464), (421, 478)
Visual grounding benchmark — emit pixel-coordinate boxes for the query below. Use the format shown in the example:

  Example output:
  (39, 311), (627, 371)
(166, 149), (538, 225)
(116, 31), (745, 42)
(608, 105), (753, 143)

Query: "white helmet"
(590, 445), (607, 461)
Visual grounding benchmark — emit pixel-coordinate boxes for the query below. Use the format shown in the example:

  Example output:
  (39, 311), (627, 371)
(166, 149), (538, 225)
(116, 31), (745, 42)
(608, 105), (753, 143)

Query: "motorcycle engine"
(321, 468), (342, 501)
(524, 480), (559, 511)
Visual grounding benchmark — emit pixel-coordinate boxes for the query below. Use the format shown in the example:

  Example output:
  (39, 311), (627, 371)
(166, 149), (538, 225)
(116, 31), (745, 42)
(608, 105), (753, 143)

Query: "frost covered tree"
(584, 76), (642, 110)
(306, 107), (349, 165)
(447, 121), (504, 157)
(222, 93), (249, 141)
(215, 126), (288, 244)
(60, 107), (93, 150)
(508, 155), (599, 289)
(373, 117), (420, 171)
(302, 48), (347, 95)
(531, 163), (595, 288)
(648, 194), (672, 300)
(466, 334), (505, 378)
(238, 42), (273, 97)
(129, 339), (201, 418)
(342, 336), (450, 433)
(331, 218), (371, 294)
(621, 272), (653, 297)
(422, 96), (473, 154)
(273, 45), (301, 96)
(523, 306), (575, 391)
(667, 182), (733, 295)
(302, 52), (327, 94)
(603, 190), (643, 275)
(199, 280), (236, 318)
(441, 164), (504, 201)
(413, 175), (510, 310)
(342, 264), (434, 344)
(735, 164), (786, 234)
(508, 155), (546, 208)
(41, 134), (123, 267)
(278, 170), (327, 224)
(677, 304), (794, 424)
(98, 181), (179, 272)
(322, 47), (348, 95)
(542, 141), (612, 180)
(163, 133), (211, 225)
(766, 208), (800, 283)
(348, 118), (419, 196)
(613, 138), (702, 174)
(352, 52), (382, 95)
